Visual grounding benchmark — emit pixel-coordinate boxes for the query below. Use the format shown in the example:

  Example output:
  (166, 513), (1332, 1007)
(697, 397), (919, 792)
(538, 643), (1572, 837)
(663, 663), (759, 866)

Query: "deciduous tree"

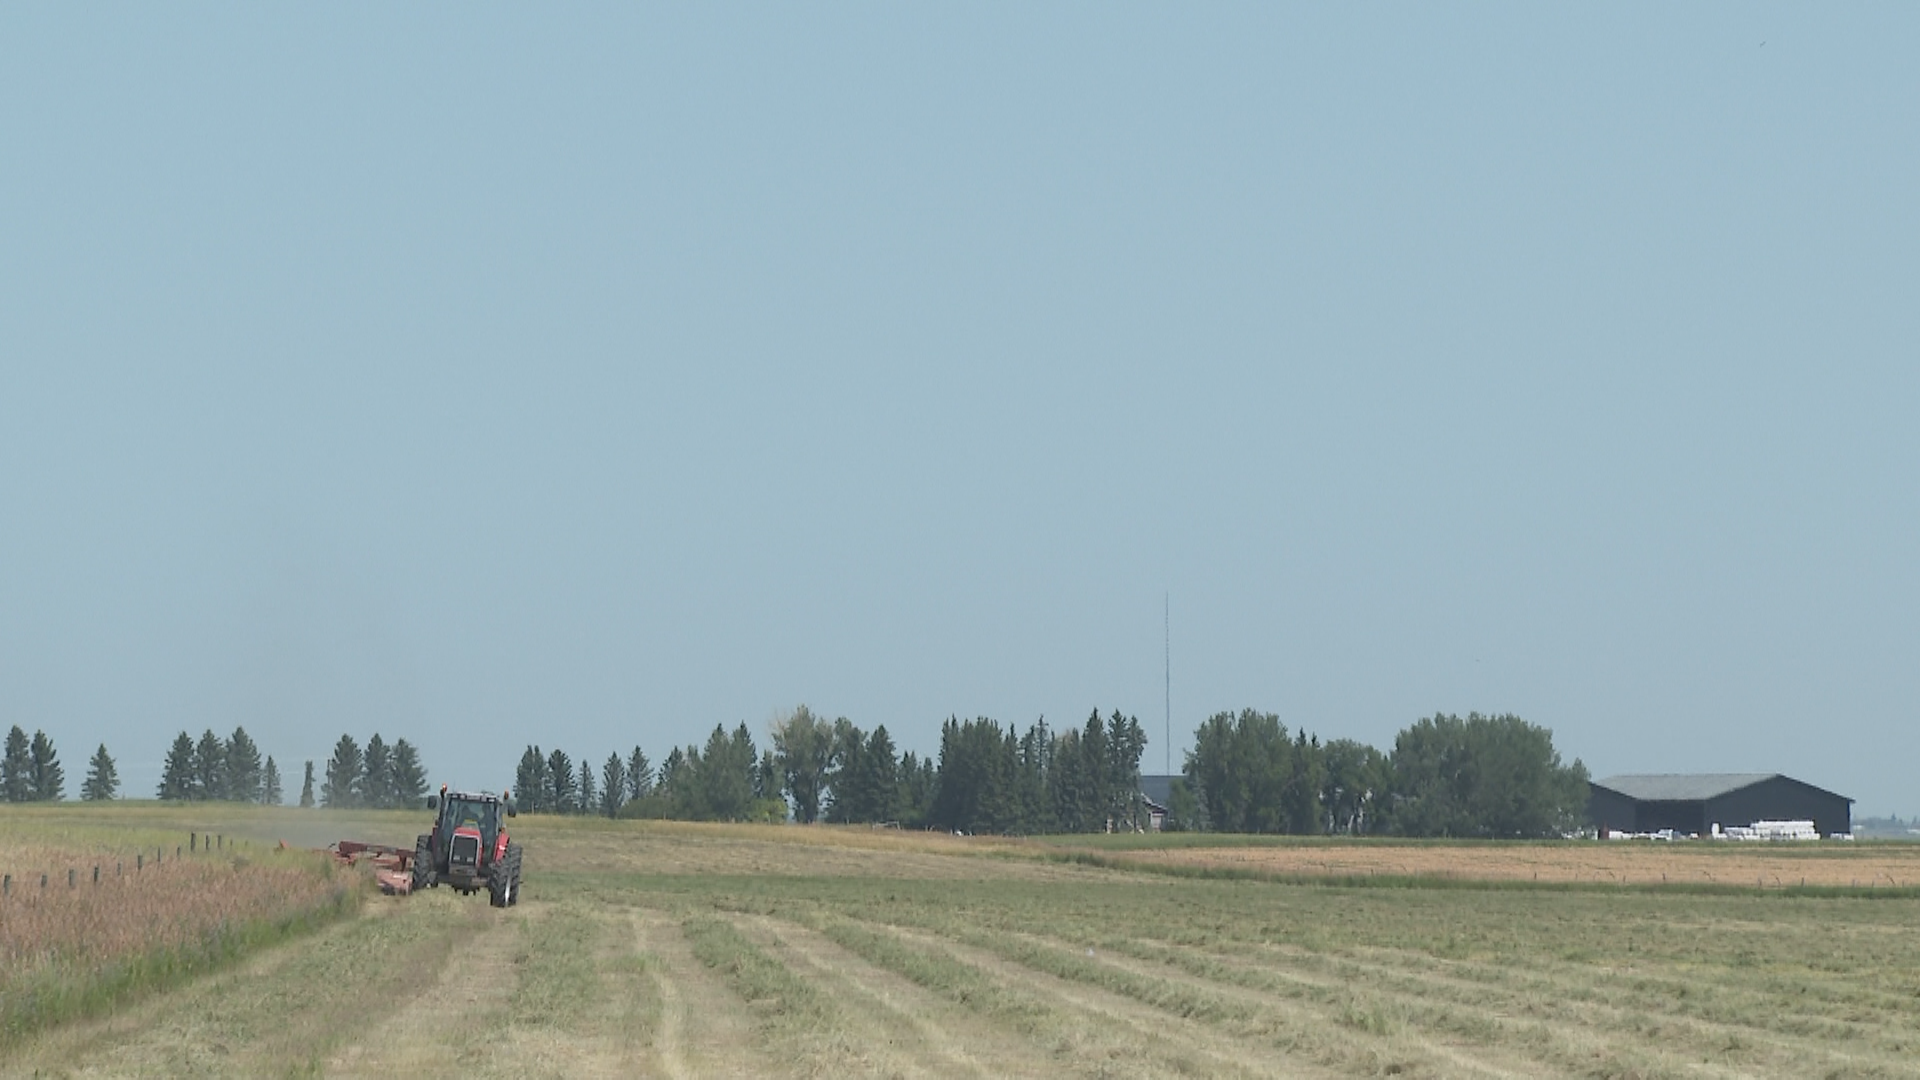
(772, 705), (831, 824)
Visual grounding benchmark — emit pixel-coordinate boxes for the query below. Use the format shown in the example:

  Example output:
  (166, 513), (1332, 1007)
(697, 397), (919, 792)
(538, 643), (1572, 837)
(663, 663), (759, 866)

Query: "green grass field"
(4, 804), (1918, 1078)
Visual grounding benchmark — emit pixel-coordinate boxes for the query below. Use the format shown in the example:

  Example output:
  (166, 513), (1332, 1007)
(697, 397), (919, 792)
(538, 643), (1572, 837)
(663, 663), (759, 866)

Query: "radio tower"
(1164, 593), (1171, 776)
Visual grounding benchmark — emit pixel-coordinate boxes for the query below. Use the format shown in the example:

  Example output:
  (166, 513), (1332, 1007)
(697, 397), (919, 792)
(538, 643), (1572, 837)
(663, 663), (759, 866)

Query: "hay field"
(1092, 838), (1920, 889)
(5, 807), (1919, 1078)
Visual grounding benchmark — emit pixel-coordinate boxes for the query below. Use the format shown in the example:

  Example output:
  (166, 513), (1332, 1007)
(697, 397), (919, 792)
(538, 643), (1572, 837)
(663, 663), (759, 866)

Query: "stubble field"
(4, 805), (1918, 1079)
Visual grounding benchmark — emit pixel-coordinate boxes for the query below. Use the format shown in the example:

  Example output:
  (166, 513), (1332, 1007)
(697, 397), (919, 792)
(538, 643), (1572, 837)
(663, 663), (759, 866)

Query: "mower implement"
(320, 785), (521, 904)
(325, 840), (417, 895)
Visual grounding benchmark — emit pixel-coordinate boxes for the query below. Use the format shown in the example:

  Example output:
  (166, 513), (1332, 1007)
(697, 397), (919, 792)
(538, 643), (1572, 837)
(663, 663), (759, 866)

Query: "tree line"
(157, 728), (286, 804)
(507, 706), (1148, 835)
(0, 725), (431, 810)
(6, 707), (1589, 838)
(317, 733), (429, 809)
(1179, 710), (1589, 839)
(3, 726), (120, 802)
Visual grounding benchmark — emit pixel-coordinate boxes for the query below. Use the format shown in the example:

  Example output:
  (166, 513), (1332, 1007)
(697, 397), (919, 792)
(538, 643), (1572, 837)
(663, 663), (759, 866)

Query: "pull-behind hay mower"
(323, 786), (522, 906)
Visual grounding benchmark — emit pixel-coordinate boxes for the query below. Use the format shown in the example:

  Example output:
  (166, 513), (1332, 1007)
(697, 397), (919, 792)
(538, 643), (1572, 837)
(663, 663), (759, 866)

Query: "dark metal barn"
(1587, 774), (1853, 838)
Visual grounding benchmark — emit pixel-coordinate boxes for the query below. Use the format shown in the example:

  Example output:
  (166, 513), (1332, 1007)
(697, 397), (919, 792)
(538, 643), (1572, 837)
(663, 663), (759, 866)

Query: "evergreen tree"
(858, 725), (901, 823)
(322, 735), (362, 808)
(300, 760), (316, 807)
(1016, 718), (1054, 834)
(82, 743), (119, 801)
(515, 746), (547, 813)
(262, 755), (284, 805)
(546, 748), (575, 813)
(194, 729), (228, 801)
(625, 746), (652, 801)
(577, 757), (596, 816)
(689, 723), (754, 821)
(656, 746), (687, 805)
(159, 732), (197, 800)
(2, 725), (30, 802)
(601, 753), (626, 818)
(360, 733), (392, 808)
(930, 716), (1024, 834)
(1104, 710), (1148, 832)
(899, 751), (936, 828)
(390, 739), (427, 807)
(226, 726), (264, 803)
(28, 730), (64, 801)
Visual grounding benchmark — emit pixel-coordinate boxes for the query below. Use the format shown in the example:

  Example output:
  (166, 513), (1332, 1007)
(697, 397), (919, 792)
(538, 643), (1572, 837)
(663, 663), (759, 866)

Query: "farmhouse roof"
(1139, 774), (1176, 810)
(1591, 774), (1783, 801)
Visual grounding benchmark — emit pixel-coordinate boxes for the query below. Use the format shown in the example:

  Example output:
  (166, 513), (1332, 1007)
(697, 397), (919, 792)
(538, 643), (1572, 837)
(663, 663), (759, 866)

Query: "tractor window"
(447, 798), (498, 845)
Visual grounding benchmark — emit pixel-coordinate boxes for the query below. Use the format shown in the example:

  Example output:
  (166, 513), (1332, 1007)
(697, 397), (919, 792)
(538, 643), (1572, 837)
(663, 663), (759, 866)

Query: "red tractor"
(413, 787), (522, 907)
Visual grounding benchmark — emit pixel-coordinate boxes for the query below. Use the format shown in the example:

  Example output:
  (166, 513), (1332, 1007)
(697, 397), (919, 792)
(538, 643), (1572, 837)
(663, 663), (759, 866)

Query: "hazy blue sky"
(3, 6), (1914, 814)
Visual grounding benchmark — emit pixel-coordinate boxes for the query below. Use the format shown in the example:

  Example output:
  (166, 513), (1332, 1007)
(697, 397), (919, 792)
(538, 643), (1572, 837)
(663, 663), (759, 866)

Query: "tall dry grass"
(0, 842), (356, 1042)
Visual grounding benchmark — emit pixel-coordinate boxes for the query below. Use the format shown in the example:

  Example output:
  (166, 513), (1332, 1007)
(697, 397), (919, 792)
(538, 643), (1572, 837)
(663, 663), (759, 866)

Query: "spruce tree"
(194, 729), (228, 801)
(82, 743), (119, 801)
(578, 757), (596, 816)
(515, 746), (546, 813)
(262, 756), (283, 805)
(322, 735), (362, 808)
(159, 732), (197, 800)
(299, 760), (316, 807)
(1, 725), (29, 802)
(360, 733), (391, 808)
(601, 753), (626, 817)
(28, 730), (64, 801)
(546, 748), (575, 813)
(626, 746), (651, 801)
(226, 726), (264, 803)
(390, 739), (427, 808)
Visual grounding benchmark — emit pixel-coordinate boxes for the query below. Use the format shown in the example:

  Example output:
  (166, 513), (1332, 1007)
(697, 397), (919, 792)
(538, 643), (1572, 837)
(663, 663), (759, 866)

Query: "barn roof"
(1591, 774), (1781, 801)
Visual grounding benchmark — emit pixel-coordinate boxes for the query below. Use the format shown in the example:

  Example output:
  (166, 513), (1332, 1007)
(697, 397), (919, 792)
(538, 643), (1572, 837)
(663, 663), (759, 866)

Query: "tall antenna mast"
(1164, 592), (1171, 776)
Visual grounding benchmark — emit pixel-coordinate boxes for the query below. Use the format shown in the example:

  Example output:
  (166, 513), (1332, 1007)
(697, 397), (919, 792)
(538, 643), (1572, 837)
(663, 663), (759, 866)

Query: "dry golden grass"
(0, 846), (340, 972)
(0, 807), (358, 1043)
(1110, 839), (1920, 888)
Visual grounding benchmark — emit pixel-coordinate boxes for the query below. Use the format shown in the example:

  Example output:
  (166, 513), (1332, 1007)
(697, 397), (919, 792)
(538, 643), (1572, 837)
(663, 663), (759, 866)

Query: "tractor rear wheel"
(411, 834), (433, 892)
(488, 842), (519, 908)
